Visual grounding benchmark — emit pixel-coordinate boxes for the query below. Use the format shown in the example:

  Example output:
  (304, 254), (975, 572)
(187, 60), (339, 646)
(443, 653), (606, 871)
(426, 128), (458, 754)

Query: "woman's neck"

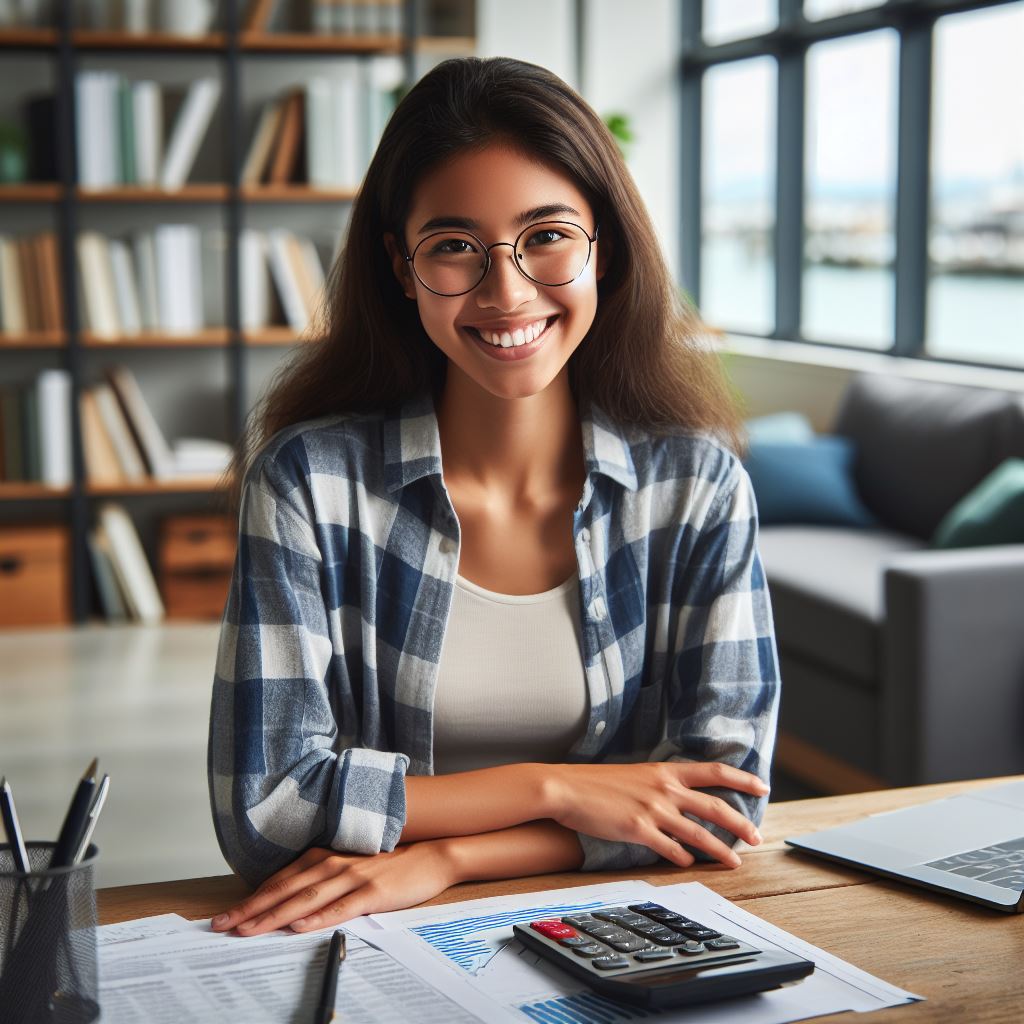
(436, 368), (585, 510)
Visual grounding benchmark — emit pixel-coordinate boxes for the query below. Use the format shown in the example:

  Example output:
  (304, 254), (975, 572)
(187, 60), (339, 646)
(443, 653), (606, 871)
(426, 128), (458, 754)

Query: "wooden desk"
(98, 776), (1024, 1022)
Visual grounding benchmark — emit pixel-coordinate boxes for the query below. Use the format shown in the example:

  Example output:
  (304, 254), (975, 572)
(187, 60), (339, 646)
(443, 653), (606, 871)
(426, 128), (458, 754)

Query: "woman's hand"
(211, 839), (459, 937)
(543, 761), (768, 868)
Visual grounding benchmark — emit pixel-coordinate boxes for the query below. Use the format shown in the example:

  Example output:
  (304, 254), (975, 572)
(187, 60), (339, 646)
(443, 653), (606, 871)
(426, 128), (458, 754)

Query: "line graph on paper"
(408, 898), (610, 975)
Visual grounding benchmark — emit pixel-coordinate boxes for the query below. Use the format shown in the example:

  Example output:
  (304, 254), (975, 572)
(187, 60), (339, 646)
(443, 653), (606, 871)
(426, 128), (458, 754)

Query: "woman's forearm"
(442, 820), (585, 883)
(402, 764), (557, 843)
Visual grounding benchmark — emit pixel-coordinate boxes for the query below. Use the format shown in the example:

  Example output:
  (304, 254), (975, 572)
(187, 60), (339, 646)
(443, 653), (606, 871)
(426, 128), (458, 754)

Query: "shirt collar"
(383, 391), (639, 494)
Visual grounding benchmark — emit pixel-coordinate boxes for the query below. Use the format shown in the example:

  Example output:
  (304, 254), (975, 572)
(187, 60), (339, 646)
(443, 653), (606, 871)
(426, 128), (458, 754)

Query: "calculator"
(512, 901), (814, 1010)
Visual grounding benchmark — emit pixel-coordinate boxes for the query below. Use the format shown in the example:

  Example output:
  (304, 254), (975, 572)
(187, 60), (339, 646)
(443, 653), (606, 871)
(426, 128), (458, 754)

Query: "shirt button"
(589, 597), (606, 621)
(579, 528), (591, 544)
(595, 721), (606, 736)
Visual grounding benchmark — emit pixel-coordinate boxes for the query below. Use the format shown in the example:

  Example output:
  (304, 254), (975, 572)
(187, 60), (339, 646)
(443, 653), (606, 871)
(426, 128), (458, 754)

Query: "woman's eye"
(430, 238), (477, 256)
(524, 229), (564, 248)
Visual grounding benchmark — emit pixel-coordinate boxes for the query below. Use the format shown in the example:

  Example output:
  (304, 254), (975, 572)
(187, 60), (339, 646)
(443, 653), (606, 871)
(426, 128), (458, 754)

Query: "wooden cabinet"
(0, 526), (71, 626)
(158, 514), (235, 620)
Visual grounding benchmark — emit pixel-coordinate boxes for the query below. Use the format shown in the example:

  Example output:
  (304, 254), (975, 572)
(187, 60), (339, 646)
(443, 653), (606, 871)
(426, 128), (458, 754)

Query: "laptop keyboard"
(924, 837), (1024, 891)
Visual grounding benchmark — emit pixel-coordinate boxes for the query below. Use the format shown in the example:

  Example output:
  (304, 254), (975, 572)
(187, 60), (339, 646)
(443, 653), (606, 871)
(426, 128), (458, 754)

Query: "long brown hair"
(230, 56), (741, 504)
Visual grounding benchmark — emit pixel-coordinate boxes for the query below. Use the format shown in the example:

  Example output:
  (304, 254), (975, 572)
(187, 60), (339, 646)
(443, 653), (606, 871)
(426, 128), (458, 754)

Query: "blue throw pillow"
(744, 436), (877, 527)
(744, 411), (816, 445)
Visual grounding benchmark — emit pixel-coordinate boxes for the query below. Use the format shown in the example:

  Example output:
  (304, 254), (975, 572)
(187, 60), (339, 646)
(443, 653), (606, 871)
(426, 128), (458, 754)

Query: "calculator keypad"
(516, 902), (760, 977)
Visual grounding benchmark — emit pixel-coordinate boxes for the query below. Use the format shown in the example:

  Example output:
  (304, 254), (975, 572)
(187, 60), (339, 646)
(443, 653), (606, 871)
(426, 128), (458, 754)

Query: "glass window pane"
(700, 58), (777, 335)
(703, 0), (776, 46)
(803, 0), (882, 22)
(803, 30), (898, 348)
(927, 3), (1024, 368)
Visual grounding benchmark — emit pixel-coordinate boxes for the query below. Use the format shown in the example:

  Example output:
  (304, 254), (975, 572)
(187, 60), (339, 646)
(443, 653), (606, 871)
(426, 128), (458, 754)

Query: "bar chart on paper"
(517, 991), (651, 1022)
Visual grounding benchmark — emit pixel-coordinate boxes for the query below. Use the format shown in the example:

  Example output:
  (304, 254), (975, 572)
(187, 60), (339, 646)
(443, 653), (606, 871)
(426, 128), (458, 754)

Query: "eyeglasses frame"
(402, 220), (600, 298)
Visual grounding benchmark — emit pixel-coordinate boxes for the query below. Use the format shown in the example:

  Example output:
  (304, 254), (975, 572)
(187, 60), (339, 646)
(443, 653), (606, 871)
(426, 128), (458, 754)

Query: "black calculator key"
(562, 916), (596, 928)
(677, 941), (707, 956)
(634, 949), (675, 963)
(592, 909), (632, 922)
(644, 926), (679, 942)
(572, 943), (607, 958)
(627, 902), (666, 914)
(592, 955), (630, 970)
(706, 937), (741, 951)
(607, 936), (648, 953)
(675, 926), (721, 941)
(559, 936), (593, 947)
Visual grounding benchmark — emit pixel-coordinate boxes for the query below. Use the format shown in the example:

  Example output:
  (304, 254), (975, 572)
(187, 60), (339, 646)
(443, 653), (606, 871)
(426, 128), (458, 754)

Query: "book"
(239, 229), (270, 331)
(267, 88), (304, 185)
(97, 503), (165, 623)
(332, 68), (361, 190)
(76, 231), (121, 338)
(118, 76), (136, 184)
(21, 385), (39, 481)
(132, 231), (159, 331)
(0, 236), (26, 334)
(132, 80), (163, 187)
(17, 237), (41, 332)
(24, 93), (57, 181)
(108, 238), (143, 336)
(79, 388), (124, 485)
(243, 0), (276, 32)
(93, 382), (146, 479)
(36, 368), (72, 486)
(37, 232), (64, 332)
(106, 365), (175, 479)
(160, 77), (221, 190)
(266, 229), (309, 332)
(241, 99), (284, 186)
(305, 78), (332, 188)
(87, 525), (129, 621)
(154, 224), (203, 334)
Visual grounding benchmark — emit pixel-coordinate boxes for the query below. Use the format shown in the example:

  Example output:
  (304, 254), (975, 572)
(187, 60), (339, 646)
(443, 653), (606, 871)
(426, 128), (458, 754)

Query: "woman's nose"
(475, 247), (538, 310)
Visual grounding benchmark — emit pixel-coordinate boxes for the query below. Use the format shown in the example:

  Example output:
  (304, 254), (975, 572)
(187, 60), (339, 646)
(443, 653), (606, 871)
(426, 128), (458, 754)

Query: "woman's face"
(387, 144), (606, 402)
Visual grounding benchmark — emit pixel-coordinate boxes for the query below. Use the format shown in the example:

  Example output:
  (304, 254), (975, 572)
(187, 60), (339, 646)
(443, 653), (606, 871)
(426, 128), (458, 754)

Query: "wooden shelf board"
(71, 30), (227, 51)
(0, 183), (61, 202)
(239, 31), (403, 53)
(0, 28), (57, 48)
(0, 483), (71, 500)
(86, 478), (227, 497)
(413, 35), (476, 54)
(243, 328), (323, 346)
(77, 185), (229, 202)
(240, 185), (358, 202)
(80, 329), (231, 348)
(0, 331), (66, 348)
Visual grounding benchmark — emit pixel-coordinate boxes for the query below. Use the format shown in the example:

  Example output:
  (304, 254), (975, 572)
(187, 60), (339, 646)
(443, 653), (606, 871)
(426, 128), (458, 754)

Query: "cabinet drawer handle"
(0, 557), (22, 574)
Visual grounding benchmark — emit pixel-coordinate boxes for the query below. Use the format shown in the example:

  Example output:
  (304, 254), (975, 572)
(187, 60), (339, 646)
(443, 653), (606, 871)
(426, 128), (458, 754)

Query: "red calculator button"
(530, 920), (578, 940)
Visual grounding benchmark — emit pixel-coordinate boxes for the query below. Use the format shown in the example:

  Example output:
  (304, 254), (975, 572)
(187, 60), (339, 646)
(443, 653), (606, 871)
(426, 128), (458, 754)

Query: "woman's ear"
(383, 232), (417, 300)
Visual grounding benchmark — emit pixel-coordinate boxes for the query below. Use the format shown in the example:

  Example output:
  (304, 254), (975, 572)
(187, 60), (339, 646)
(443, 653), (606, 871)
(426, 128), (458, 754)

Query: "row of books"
(0, 0), (54, 28)
(76, 71), (221, 190)
(77, 226), (218, 338)
(0, 368), (72, 485)
(75, 0), (215, 35)
(241, 228), (329, 333)
(247, 0), (402, 35)
(0, 232), (64, 335)
(80, 365), (232, 484)
(89, 502), (165, 624)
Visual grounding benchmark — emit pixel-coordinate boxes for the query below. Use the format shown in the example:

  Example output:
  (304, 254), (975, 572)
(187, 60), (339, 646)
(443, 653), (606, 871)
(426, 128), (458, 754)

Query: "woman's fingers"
(642, 827), (697, 869)
(674, 761), (769, 797)
(686, 792), (762, 846)
(661, 812), (743, 867)
(235, 869), (362, 936)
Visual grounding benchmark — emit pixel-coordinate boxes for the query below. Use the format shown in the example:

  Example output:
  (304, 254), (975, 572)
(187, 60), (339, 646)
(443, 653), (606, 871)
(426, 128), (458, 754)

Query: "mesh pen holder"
(0, 843), (100, 1024)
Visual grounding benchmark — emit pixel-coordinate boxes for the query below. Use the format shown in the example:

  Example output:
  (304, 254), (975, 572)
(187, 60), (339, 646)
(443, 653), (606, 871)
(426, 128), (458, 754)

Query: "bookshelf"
(0, 0), (476, 624)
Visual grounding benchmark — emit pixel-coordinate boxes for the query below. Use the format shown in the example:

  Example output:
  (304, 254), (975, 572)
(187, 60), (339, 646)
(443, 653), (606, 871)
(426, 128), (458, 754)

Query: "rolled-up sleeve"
(578, 458), (780, 871)
(208, 456), (409, 888)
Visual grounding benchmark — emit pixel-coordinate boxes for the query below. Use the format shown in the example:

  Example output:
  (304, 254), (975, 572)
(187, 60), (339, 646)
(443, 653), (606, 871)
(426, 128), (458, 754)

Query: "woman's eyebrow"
(416, 203), (584, 234)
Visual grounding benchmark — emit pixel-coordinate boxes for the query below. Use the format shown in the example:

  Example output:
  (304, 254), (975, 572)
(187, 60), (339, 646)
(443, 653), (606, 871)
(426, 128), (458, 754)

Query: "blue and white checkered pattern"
(208, 392), (780, 886)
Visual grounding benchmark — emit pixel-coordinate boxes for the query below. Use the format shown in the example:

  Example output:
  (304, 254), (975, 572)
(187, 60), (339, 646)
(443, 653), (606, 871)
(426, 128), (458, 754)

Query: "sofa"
(753, 372), (1024, 792)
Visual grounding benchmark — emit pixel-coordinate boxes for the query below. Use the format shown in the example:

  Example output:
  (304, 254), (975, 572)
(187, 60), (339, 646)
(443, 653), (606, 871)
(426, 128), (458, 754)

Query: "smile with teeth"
(470, 316), (554, 348)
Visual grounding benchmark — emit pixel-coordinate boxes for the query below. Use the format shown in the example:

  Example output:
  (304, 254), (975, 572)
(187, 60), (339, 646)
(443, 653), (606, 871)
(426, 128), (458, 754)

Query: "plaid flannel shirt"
(208, 391), (780, 887)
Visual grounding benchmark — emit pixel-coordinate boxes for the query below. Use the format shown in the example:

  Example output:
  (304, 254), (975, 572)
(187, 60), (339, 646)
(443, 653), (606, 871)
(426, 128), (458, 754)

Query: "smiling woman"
(208, 56), (778, 939)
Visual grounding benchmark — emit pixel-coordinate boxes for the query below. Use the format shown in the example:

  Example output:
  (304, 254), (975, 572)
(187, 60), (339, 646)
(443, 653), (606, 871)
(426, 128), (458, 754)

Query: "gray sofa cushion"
(834, 375), (1024, 539)
(758, 525), (924, 685)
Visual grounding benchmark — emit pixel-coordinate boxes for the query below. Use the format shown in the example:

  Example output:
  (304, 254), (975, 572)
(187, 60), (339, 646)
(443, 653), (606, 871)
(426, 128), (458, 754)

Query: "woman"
(208, 56), (778, 937)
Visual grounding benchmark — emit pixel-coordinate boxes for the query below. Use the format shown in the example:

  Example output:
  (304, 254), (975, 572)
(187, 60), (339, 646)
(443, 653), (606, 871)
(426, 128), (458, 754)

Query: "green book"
(1, 387), (23, 481)
(21, 384), (40, 482)
(119, 77), (136, 185)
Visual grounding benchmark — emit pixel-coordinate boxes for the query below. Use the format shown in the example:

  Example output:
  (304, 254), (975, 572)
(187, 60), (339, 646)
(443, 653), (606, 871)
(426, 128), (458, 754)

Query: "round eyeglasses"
(404, 220), (599, 297)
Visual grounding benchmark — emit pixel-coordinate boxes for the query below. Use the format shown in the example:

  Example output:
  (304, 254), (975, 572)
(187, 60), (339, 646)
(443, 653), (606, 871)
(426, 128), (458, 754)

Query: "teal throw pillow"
(744, 435), (877, 527)
(744, 411), (816, 445)
(931, 458), (1024, 549)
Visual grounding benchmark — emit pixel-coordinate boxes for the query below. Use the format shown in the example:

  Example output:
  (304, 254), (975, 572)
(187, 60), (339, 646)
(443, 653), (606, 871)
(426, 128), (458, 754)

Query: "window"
(803, 30), (897, 348)
(682, 0), (1024, 371)
(701, 58), (777, 335)
(927, 4), (1024, 368)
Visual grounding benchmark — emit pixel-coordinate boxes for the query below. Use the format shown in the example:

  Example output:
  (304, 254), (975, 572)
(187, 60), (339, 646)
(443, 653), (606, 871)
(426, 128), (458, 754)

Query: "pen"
(49, 757), (98, 870)
(0, 777), (31, 874)
(72, 774), (110, 866)
(314, 929), (346, 1024)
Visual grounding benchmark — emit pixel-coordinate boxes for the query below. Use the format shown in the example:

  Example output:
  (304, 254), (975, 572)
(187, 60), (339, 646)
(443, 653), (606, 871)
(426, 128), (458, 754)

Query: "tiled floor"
(1, 623), (821, 890)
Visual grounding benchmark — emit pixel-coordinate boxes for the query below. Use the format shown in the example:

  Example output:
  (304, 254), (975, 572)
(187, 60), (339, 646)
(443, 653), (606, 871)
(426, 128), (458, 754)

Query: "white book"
(132, 80), (163, 187)
(0, 235), (26, 333)
(98, 503), (165, 624)
(298, 236), (327, 315)
(154, 225), (203, 334)
(332, 69), (361, 190)
(183, 225), (204, 333)
(266, 229), (309, 333)
(305, 78), (332, 189)
(75, 72), (106, 189)
(106, 365), (175, 479)
(100, 71), (122, 188)
(76, 232), (121, 338)
(132, 232), (159, 331)
(88, 525), (129, 622)
(108, 238), (143, 336)
(239, 229), (269, 332)
(93, 382), (146, 479)
(160, 77), (221, 190)
(35, 368), (72, 486)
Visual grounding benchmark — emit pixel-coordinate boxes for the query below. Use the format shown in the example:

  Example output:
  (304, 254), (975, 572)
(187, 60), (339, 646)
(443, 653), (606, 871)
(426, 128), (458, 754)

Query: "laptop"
(785, 779), (1024, 912)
